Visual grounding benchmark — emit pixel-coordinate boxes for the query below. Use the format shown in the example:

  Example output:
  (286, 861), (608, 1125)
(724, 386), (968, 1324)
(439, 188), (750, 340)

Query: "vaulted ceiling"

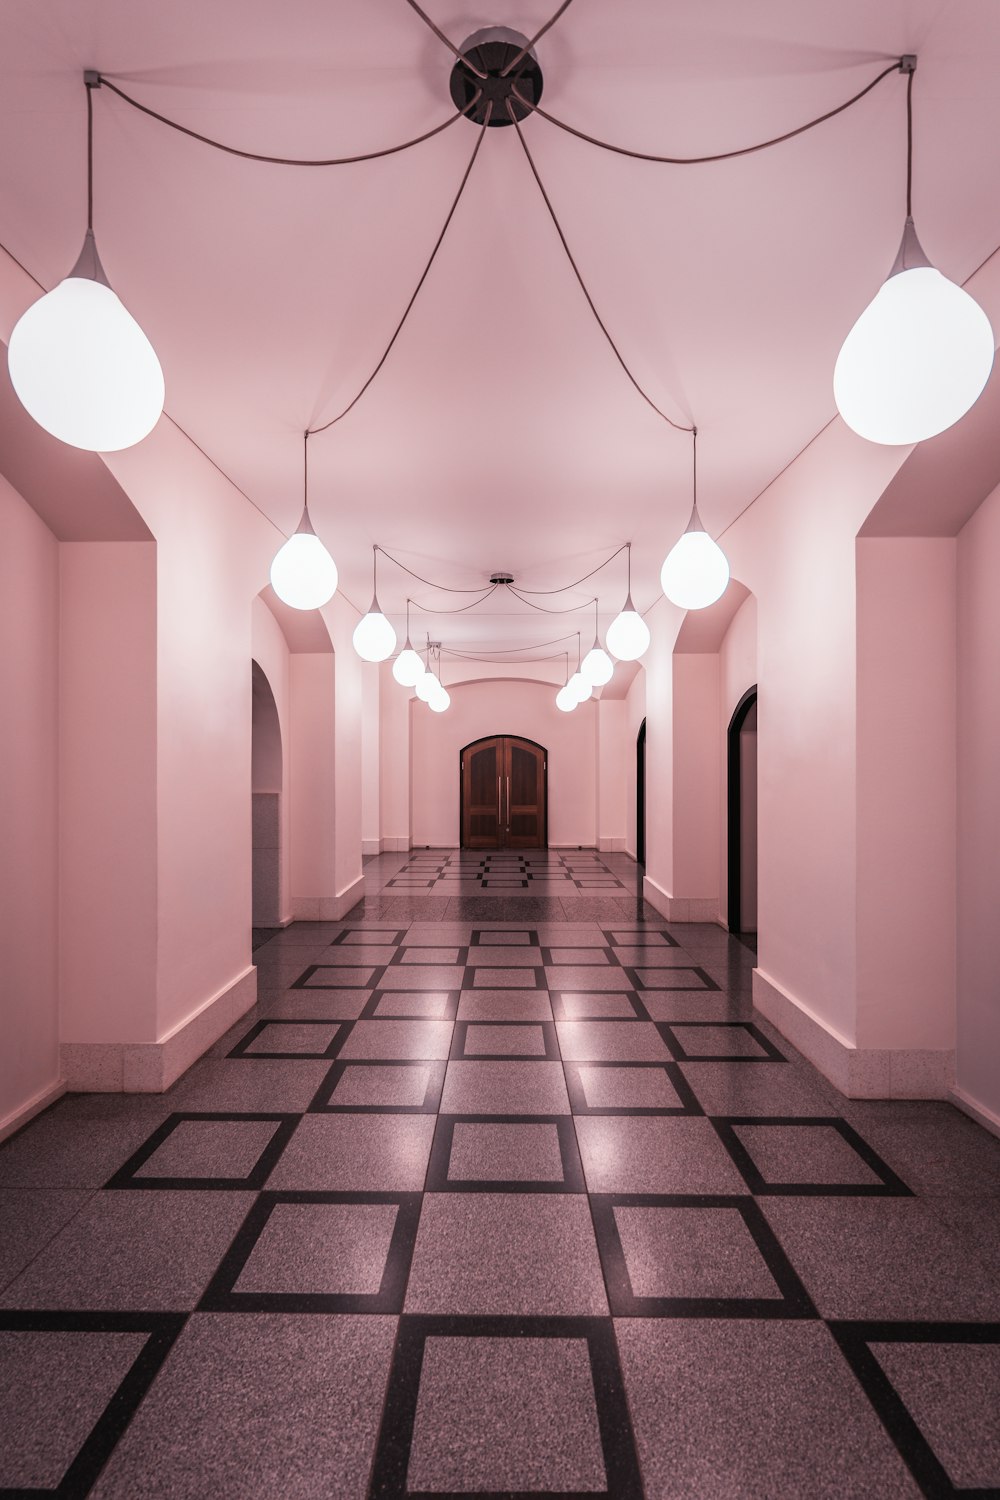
(2, 0), (998, 654)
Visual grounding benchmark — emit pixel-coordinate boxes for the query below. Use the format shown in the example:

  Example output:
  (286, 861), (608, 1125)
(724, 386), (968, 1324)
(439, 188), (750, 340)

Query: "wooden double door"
(461, 736), (547, 849)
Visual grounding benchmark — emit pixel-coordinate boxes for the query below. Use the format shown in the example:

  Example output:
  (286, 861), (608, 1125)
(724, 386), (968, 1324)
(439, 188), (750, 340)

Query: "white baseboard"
(379, 837), (411, 853)
(753, 968), (955, 1100)
(949, 1084), (1000, 1142)
(0, 1077), (67, 1144)
(641, 875), (719, 923)
(60, 966), (258, 1094)
(291, 874), (366, 921)
(598, 837), (627, 852)
(362, 838), (381, 857)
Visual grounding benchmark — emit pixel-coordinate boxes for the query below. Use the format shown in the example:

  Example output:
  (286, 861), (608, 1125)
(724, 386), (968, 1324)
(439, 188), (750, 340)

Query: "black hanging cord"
(507, 102), (693, 434)
(500, 0), (577, 76)
(906, 64), (914, 218)
(507, 584), (597, 615)
(309, 107), (490, 435)
(508, 58), (905, 166)
(95, 73), (483, 166)
(512, 542), (629, 593)
(376, 544), (501, 593)
(85, 76), (96, 230)
(441, 631), (580, 654)
(402, 0), (487, 77)
(411, 584), (501, 614)
(303, 429), (309, 512)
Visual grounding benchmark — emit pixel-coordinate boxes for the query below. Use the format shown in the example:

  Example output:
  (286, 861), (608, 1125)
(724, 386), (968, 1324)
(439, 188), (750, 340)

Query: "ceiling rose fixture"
(269, 432), (339, 611)
(660, 429), (730, 610)
(353, 546), (397, 661)
(8, 73), (163, 452)
(581, 599), (614, 686)
(449, 27), (543, 128)
(606, 545), (651, 661)
(834, 57), (994, 445)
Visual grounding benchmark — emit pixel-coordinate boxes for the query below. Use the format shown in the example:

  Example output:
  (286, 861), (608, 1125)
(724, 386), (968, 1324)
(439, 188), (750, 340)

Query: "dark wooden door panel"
(462, 738), (502, 849)
(461, 736), (546, 849)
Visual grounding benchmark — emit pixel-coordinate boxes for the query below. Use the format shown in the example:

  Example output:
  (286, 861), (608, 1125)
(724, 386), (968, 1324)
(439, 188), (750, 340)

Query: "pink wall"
(597, 698), (626, 850)
(957, 480), (1000, 1123)
(409, 677), (598, 848)
(856, 538), (956, 1052)
(59, 542), (158, 1045)
(671, 652), (721, 901)
(361, 662), (380, 854)
(379, 660), (411, 849)
(0, 478), (59, 1130)
(641, 626), (676, 897)
(289, 653), (337, 907)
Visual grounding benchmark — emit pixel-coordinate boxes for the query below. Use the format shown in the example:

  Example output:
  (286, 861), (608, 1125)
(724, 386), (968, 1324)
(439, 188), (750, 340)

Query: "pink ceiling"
(2, 0), (999, 651)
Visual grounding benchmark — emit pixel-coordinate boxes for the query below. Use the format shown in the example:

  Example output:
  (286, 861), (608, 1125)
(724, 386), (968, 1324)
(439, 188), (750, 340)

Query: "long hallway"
(1, 852), (999, 1497)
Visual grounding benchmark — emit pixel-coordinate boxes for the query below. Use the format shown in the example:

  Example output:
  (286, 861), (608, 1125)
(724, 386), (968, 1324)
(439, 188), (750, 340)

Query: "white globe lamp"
(606, 597), (651, 661)
(581, 642), (614, 686)
(393, 645), (424, 686)
(270, 513), (338, 612)
(555, 683), (577, 713)
(353, 599), (397, 662)
(660, 524), (730, 610)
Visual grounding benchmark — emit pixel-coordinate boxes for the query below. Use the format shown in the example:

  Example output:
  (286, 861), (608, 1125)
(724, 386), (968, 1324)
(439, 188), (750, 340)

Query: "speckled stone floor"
(2, 849), (1000, 1497)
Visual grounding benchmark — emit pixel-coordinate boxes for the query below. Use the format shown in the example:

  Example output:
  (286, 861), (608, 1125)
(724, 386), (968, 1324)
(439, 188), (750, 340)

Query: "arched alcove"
(251, 659), (283, 925)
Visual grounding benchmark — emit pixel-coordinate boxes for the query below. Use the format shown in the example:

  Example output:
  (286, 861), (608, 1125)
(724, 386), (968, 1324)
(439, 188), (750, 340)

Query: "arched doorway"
(461, 736), (547, 849)
(636, 718), (647, 866)
(251, 660), (282, 925)
(727, 686), (758, 938)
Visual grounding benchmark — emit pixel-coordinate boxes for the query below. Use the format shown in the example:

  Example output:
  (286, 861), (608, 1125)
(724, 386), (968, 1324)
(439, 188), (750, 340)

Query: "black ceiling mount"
(489, 572), (514, 585)
(449, 28), (543, 127)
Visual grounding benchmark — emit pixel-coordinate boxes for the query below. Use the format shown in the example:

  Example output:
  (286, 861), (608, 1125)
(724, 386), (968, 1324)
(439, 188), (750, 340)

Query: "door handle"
(497, 775), (501, 821)
(506, 775), (510, 829)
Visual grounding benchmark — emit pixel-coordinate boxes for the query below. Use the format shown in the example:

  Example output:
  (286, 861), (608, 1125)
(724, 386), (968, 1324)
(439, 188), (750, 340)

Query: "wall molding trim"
(598, 837), (627, 852)
(642, 874), (719, 924)
(59, 966), (258, 1094)
(0, 1077), (66, 1145)
(753, 968), (955, 1100)
(291, 874), (365, 921)
(950, 1084), (1000, 1143)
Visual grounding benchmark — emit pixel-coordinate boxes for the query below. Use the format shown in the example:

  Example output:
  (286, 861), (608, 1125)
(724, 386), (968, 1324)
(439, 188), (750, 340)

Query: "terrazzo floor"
(2, 848), (999, 1498)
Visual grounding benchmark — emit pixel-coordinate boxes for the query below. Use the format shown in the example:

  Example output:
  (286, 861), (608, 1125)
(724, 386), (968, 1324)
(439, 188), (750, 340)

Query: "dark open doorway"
(636, 718), (647, 867)
(727, 686), (758, 939)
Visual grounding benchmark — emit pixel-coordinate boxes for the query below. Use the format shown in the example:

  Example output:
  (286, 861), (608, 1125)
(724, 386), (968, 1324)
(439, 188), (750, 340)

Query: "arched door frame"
(727, 685), (758, 935)
(636, 718), (647, 866)
(460, 735), (548, 849)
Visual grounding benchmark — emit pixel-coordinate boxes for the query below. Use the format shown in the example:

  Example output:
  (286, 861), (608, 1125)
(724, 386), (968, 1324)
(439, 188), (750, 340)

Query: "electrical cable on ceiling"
(410, 584), (501, 613)
(95, 74), (484, 165)
(500, 0), (577, 75)
(402, 0), (488, 77)
(375, 544), (503, 592)
(506, 585), (598, 614)
(308, 105), (491, 434)
(440, 631), (582, 654)
(511, 542), (629, 593)
(508, 58), (905, 164)
(506, 100), (694, 434)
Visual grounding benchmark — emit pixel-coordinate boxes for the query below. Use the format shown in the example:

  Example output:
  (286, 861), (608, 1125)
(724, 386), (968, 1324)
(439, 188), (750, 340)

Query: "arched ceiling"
(1, 0), (999, 651)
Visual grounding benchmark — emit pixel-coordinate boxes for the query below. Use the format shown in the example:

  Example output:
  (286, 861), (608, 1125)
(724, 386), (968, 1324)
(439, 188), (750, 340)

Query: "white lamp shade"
(555, 683), (577, 712)
(8, 275), (164, 452)
(834, 266), (995, 445)
(392, 647), (424, 686)
(428, 685), (450, 712)
(660, 528), (730, 610)
(606, 607), (651, 661)
(415, 670), (437, 703)
(270, 532), (339, 611)
(353, 609), (397, 662)
(581, 645), (614, 686)
(569, 671), (593, 704)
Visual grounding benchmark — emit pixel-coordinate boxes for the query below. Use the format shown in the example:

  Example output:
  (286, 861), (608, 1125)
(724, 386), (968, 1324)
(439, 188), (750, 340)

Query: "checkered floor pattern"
(1, 860), (999, 1497)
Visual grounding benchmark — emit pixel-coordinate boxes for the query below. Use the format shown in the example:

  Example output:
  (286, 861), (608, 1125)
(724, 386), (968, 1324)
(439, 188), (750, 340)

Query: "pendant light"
(834, 57), (994, 446)
(415, 639), (437, 702)
(555, 652), (577, 712)
(606, 544), (651, 661)
(566, 635), (592, 703)
(393, 599), (425, 686)
(7, 74), (164, 452)
(581, 598), (614, 686)
(660, 428), (730, 610)
(353, 546), (397, 662)
(269, 432), (339, 611)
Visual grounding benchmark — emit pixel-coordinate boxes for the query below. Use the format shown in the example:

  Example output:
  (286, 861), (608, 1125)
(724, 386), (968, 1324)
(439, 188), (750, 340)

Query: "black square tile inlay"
(309, 1059), (447, 1115)
(104, 1113), (299, 1191)
(589, 1193), (816, 1318)
(660, 1021), (786, 1061)
(227, 1018), (352, 1060)
(199, 1190), (422, 1313)
(711, 1116), (914, 1197)
(368, 1314), (643, 1499)
(563, 1060), (704, 1117)
(425, 1114), (586, 1193)
(449, 1020), (560, 1061)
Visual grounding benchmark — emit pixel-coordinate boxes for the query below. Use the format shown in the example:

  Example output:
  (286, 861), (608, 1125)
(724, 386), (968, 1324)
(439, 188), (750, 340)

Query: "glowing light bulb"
(660, 525), (730, 610)
(353, 599), (396, 662)
(428, 685), (450, 712)
(581, 644), (614, 686)
(606, 598), (650, 661)
(8, 232), (164, 452)
(392, 646), (424, 687)
(270, 521), (338, 612)
(834, 219), (994, 445)
(555, 684), (577, 712)
(569, 671), (592, 704)
(415, 670), (437, 703)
